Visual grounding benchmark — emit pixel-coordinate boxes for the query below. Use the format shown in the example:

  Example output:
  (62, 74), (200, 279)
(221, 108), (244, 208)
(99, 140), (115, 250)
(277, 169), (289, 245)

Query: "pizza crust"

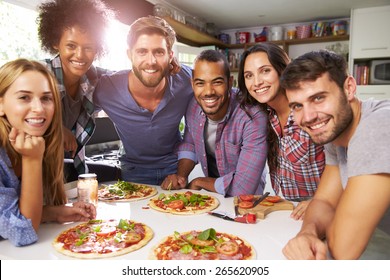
(52, 220), (154, 259)
(148, 192), (219, 215)
(149, 230), (256, 260)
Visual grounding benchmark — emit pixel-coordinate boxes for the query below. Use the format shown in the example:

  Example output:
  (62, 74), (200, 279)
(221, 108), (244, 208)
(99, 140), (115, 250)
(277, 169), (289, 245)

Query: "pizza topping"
(239, 194), (254, 202)
(238, 201), (254, 209)
(260, 201), (274, 206)
(121, 232), (142, 244)
(154, 228), (254, 260)
(265, 195), (281, 203)
(216, 241), (239, 256)
(167, 200), (185, 210)
(98, 180), (156, 201)
(153, 192), (217, 213)
(54, 219), (149, 255)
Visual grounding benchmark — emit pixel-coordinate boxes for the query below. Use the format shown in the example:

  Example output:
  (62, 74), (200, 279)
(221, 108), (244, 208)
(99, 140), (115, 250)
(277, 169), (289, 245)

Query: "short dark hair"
(37, 0), (115, 58)
(280, 50), (348, 91)
(194, 49), (230, 80)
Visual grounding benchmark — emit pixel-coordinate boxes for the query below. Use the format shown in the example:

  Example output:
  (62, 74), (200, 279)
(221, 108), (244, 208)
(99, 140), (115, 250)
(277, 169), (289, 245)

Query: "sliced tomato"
(167, 199), (185, 210)
(239, 194), (254, 202)
(238, 201), (254, 209)
(95, 226), (116, 237)
(122, 232), (141, 244)
(189, 237), (215, 246)
(265, 196), (281, 203)
(216, 241), (239, 256)
(260, 201), (274, 206)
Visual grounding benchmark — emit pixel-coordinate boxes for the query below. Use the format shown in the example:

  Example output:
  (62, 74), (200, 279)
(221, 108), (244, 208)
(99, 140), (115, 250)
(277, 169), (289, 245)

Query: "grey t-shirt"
(325, 98), (390, 259)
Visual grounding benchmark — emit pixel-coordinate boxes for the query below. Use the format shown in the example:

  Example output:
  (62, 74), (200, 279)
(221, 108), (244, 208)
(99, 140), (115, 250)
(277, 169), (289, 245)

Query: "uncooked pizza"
(98, 180), (157, 202)
(52, 219), (153, 259)
(150, 228), (255, 260)
(148, 191), (219, 215)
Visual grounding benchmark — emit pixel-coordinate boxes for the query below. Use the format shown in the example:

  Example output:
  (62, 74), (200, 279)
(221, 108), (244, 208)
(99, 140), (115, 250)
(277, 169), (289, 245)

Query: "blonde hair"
(0, 58), (66, 205)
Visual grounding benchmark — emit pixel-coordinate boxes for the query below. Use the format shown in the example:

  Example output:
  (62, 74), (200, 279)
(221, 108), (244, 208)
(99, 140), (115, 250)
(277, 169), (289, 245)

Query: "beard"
(132, 64), (170, 88)
(309, 92), (353, 145)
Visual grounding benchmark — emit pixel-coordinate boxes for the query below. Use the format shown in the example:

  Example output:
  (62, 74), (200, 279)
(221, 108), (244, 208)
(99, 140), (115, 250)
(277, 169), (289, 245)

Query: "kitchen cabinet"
(164, 16), (349, 52)
(349, 5), (390, 100)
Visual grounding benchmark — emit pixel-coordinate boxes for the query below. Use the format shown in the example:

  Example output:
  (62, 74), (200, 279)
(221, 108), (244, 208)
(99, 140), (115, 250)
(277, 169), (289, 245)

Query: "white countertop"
(0, 185), (302, 260)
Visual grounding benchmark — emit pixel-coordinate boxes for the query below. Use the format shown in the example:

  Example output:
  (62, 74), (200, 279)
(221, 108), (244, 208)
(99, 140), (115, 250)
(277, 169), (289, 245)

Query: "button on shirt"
(178, 91), (268, 197)
(0, 148), (38, 246)
(268, 107), (325, 200)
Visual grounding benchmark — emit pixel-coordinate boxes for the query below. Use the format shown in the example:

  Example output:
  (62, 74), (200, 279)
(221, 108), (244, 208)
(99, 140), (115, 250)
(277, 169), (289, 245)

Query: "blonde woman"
(0, 59), (95, 246)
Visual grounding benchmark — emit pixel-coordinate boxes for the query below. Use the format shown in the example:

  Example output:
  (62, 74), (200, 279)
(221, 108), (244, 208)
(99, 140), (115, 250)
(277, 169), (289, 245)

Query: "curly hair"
(0, 59), (66, 205)
(37, 0), (116, 59)
(237, 42), (290, 173)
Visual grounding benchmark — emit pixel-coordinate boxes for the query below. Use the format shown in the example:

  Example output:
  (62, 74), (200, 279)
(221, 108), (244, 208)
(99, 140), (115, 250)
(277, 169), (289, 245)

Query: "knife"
(252, 192), (270, 208)
(208, 212), (235, 221)
(208, 212), (257, 224)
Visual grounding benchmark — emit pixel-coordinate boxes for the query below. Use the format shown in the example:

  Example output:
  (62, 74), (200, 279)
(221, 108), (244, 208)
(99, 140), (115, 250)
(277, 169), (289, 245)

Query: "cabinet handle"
(359, 92), (386, 95)
(361, 47), (388, 51)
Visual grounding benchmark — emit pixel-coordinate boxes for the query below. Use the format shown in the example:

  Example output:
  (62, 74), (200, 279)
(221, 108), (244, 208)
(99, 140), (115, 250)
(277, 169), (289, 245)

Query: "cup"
(286, 29), (296, 40)
(77, 173), (98, 206)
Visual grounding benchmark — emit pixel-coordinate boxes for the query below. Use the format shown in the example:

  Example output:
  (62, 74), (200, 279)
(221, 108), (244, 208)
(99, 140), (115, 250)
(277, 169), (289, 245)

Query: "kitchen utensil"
(208, 212), (257, 224)
(252, 192), (270, 208)
(234, 195), (294, 219)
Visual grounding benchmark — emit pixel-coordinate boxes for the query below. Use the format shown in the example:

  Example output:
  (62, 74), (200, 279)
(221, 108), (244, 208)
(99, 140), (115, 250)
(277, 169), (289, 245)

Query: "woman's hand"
(8, 127), (45, 160)
(42, 202), (96, 224)
(290, 200), (311, 220)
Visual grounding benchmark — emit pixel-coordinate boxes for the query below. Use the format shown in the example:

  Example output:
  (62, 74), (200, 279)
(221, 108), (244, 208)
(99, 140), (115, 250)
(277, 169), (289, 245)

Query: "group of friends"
(0, 0), (389, 260)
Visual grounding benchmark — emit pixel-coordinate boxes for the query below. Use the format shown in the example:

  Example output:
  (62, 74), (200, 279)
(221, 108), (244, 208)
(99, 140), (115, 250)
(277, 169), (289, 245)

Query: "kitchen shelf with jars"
(163, 16), (349, 73)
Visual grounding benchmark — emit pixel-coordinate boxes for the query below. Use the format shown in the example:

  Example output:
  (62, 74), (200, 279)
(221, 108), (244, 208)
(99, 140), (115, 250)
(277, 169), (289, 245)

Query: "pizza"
(148, 191), (219, 215)
(52, 219), (153, 259)
(98, 180), (157, 202)
(150, 228), (255, 260)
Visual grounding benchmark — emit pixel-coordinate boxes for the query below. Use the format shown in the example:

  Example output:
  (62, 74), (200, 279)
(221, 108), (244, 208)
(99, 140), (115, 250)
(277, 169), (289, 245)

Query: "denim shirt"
(0, 148), (38, 246)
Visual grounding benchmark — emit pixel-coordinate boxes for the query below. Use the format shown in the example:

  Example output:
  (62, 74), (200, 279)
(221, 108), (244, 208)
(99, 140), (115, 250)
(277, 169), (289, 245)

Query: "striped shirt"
(268, 107), (325, 201)
(178, 91), (268, 197)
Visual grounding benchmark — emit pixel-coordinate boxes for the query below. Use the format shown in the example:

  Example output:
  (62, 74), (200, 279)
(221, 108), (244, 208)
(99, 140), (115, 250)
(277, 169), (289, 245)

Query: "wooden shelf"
(164, 17), (349, 52)
(163, 17), (226, 48)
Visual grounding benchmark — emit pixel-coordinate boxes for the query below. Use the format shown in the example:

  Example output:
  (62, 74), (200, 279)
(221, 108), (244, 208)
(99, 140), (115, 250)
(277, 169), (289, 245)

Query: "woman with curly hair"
(37, 0), (116, 179)
(0, 59), (96, 246)
(238, 42), (325, 220)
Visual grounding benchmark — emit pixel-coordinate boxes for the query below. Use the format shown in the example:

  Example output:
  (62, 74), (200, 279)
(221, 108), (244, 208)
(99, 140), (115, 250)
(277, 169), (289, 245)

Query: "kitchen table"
(0, 185), (302, 260)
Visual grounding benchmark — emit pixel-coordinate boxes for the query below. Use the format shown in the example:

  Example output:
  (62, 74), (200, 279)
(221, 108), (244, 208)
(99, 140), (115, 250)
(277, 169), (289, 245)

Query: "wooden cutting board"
(234, 196), (294, 219)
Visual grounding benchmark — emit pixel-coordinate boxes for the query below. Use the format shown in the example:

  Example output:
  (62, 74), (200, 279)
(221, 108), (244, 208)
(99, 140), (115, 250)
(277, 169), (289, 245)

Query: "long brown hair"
(238, 42), (290, 173)
(0, 59), (66, 205)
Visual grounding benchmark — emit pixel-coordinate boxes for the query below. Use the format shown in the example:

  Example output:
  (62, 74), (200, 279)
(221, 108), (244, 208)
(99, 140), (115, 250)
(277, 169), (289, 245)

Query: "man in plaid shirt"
(161, 50), (268, 197)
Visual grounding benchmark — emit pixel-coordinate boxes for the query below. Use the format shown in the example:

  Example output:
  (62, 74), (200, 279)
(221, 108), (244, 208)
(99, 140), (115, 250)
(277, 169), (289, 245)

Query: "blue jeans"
(120, 162), (177, 186)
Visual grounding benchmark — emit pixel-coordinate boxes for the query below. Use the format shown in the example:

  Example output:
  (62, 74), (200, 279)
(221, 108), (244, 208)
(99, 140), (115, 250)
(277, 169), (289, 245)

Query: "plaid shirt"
(178, 91), (268, 197)
(43, 56), (107, 174)
(268, 107), (325, 200)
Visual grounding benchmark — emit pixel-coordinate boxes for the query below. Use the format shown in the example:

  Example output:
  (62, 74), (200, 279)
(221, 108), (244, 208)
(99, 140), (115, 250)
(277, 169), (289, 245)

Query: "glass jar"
(77, 173), (98, 206)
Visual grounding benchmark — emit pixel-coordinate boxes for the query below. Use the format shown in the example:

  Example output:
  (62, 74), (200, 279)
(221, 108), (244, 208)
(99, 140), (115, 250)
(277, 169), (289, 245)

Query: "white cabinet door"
(356, 85), (390, 100)
(351, 6), (390, 59)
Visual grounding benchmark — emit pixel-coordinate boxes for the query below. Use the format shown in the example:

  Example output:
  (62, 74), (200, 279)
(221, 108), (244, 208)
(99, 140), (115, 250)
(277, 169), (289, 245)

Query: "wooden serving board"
(234, 196), (294, 219)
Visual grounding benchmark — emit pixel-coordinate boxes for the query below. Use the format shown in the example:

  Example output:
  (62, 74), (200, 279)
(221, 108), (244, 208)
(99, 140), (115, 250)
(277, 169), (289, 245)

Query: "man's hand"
(63, 126), (77, 157)
(169, 57), (181, 75)
(282, 232), (328, 260)
(161, 174), (187, 190)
